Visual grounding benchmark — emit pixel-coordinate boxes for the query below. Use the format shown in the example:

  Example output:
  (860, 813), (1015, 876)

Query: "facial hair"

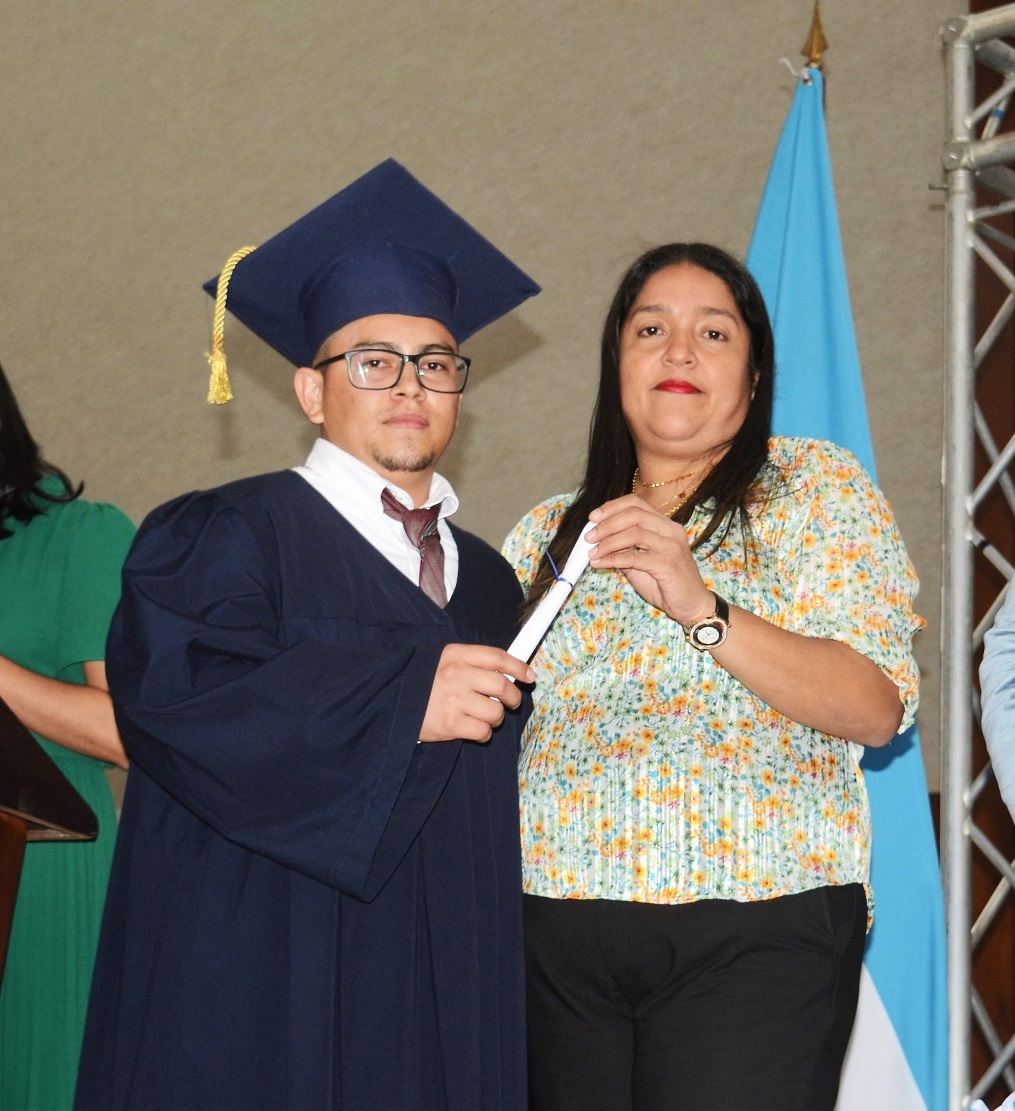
(372, 447), (437, 475)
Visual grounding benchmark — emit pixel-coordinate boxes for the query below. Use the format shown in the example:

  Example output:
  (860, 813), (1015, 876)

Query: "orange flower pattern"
(503, 439), (923, 917)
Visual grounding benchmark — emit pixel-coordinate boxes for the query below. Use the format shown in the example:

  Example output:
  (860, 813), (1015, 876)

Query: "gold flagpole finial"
(801, 2), (829, 69)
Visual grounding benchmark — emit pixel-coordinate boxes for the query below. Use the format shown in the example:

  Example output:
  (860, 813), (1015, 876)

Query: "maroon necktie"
(381, 488), (448, 608)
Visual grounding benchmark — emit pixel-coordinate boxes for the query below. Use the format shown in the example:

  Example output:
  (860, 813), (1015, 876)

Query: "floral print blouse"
(502, 438), (923, 914)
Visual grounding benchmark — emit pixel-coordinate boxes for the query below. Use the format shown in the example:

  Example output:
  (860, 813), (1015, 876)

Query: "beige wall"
(0, 0), (959, 786)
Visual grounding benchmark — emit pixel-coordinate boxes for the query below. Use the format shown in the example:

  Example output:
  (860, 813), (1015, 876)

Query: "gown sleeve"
(106, 487), (463, 901)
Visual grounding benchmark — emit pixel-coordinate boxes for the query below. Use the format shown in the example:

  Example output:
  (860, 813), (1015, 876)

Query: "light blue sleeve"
(980, 585), (1015, 824)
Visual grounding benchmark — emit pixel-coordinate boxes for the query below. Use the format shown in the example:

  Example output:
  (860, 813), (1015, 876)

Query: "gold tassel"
(206, 351), (233, 404)
(206, 245), (257, 404)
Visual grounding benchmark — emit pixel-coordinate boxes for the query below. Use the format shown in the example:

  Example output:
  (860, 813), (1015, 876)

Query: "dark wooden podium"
(0, 695), (97, 985)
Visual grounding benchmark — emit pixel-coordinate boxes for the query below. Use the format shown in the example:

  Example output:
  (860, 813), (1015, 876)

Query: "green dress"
(0, 481), (135, 1111)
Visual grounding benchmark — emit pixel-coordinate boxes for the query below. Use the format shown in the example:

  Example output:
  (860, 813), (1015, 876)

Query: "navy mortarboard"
(204, 158), (541, 402)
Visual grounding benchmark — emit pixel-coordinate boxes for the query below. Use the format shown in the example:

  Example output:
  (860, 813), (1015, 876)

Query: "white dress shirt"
(294, 437), (460, 599)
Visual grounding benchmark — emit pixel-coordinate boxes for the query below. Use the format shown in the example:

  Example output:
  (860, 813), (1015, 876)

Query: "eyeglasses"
(313, 348), (471, 393)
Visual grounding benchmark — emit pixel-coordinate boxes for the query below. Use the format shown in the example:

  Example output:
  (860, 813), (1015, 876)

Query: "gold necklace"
(653, 487), (694, 517)
(631, 466), (697, 492)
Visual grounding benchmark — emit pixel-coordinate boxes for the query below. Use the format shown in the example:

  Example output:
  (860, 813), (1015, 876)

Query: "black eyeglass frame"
(312, 349), (471, 394)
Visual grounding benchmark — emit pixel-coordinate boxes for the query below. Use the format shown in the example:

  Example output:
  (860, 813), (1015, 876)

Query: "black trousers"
(524, 886), (867, 1111)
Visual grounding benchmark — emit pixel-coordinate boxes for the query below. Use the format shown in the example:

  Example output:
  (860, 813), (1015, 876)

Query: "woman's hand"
(0, 656), (128, 768)
(585, 495), (903, 747)
(585, 495), (715, 627)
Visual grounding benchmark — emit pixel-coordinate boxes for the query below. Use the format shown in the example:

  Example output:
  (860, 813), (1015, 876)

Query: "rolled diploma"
(508, 521), (596, 663)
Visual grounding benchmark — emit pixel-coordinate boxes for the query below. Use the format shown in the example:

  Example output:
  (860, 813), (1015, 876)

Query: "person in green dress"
(0, 361), (135, 1111)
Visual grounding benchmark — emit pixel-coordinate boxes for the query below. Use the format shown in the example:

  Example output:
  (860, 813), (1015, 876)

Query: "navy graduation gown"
(75, 472), (528, 1111)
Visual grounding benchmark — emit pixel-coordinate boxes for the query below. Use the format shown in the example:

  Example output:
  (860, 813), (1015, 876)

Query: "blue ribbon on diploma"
(507, 521), (595, 663)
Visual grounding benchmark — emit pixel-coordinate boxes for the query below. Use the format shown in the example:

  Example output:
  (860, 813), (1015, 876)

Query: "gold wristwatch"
(685, 592), (730, 651)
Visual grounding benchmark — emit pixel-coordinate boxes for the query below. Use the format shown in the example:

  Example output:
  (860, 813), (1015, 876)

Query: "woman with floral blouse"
(503, 243), (922, 1111)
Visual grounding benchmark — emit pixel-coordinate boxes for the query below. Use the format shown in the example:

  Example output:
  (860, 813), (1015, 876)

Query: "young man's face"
(293, 314), (462, 503)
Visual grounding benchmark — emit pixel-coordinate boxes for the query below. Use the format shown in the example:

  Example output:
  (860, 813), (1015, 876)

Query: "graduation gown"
(74, 472), (528, 1111)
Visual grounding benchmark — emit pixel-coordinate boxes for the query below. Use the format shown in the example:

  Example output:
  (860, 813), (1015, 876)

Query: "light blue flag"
(746, 67), (947, 1111)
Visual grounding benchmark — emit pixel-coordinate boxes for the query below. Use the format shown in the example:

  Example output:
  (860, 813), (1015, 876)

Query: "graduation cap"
(203, 159), (541, 402)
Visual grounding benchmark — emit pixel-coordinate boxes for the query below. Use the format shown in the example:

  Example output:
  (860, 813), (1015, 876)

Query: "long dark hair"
(0, 362), (82, 538)
(523, 242), (775, 615)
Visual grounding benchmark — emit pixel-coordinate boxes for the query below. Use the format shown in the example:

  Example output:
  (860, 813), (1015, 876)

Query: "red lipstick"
(655, 379), (701, 394)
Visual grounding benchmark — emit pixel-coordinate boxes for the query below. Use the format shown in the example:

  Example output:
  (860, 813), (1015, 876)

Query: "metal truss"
(943, 6), (1015, 1107)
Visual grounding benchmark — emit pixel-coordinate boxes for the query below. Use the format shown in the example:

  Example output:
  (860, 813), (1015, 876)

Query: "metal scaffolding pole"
(942, 7), (1015, 1108)
(942, 14), (977, 1107)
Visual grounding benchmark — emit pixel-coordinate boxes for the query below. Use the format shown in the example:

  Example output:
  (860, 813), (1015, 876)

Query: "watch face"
(695, 624), (722, 646)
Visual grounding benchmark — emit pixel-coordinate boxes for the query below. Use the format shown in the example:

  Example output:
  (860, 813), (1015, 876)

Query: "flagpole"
(801, 2), (828, 69)
(748, 21), (949, 1107)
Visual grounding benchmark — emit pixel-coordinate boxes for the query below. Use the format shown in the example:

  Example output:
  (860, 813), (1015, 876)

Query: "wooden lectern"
(0, 695), (97, 985)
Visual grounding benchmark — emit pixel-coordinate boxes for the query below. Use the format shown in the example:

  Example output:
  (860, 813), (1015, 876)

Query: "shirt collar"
(301, 437), (460, 518)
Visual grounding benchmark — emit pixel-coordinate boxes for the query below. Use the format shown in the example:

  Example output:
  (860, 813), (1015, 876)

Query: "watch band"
(685, 592), (730, 651)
